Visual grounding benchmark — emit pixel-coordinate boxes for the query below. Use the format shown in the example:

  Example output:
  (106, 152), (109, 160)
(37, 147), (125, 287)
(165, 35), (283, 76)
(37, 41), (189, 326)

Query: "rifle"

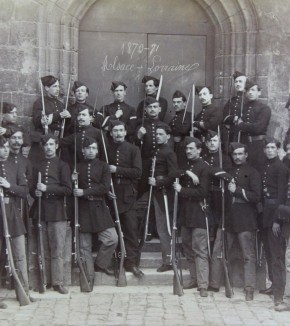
(237, 90), (244, 143)
(163, 189), (171, 236)
(181, 89), (191, 124)
(0, 94), (3, 126)
(218, 126), (233, 298)
(201, 199), (211, 258)
(143, 156), (157, 244)
(39, 80), (48, 135)
(59, 79), (71, 140)
(225, 77), (234, 154)
(37, 172), (46, 293)
(190, 84), (195, 137)
(171, 178), (183, 296)
(72, 131), (92, 292)
(0, 187), (30, 306)
(100, 130), (127, 287)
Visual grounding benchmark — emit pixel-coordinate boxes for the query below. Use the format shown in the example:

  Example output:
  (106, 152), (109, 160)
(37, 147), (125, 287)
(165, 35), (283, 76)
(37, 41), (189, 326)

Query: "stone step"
(141, 238), (183, 252)
(71, 267), (190, 287)
(139, 252), (188, 268)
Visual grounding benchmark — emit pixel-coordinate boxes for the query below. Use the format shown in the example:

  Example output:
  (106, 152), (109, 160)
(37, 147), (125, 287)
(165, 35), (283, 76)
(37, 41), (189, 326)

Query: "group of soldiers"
(0, 71), (290, 313)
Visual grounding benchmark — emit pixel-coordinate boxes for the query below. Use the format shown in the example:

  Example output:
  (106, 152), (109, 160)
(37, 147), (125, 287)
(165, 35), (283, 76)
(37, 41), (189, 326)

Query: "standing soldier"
(137, 76), (168, 123)
(65, 81), (93, 136)
(234, 80), (271, 171)
(95, 81), (136, 142)
(169, 90), (191, 165)
(226, 142), (261, 300)
(73, 137), (118, 282)
(222, 71), (247, 152)
(193, 86), (223, 142)
(106, 121), (143, 277)
(260, 138), (288, 306)
(148, 123), (178, 272)
(173, 137), (210, 297)
(30, 134), (72, 294)
(30, 75), (71, 164)
(0, 136), (34, 303)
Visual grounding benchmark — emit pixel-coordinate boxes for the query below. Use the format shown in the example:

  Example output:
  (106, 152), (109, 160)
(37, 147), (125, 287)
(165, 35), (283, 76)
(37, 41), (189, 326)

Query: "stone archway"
(36, 0), (259, 104)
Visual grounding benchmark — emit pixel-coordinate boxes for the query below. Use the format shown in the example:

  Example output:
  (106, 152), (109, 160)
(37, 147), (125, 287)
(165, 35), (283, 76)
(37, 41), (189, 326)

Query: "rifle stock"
(171, 178), (183, 296)
(37, 172), (46, 293)
(100, 130), (127, 287)
(0, 187), (30, 306)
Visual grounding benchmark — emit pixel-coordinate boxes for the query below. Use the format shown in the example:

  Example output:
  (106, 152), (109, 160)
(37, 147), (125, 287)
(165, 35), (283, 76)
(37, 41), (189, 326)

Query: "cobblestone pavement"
(0, 286), (290, 326)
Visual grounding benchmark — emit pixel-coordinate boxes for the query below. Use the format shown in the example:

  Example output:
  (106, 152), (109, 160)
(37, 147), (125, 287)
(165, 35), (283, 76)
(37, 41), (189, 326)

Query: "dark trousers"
(263, 227), (286, 300)
(119, 209), (140, 268)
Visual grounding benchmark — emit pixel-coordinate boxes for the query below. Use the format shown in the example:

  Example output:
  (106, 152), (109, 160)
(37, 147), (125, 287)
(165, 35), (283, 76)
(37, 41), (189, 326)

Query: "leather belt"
(87, 195), (102, 201)
(233, 197), (248, 204)
(247, 135), (265, 143)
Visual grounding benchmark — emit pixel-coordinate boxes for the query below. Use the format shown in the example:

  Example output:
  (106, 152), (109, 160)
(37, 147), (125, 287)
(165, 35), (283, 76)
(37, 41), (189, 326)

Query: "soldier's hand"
(60, 110), (71, 119)
(233, 116), (239, 123)
(272, 222), (281, 237)
(107, 191), (117, 199)
(47, 114), (53, 125)
(109, 165), (117, 173)
(173, 182), (182, 192)
(71, 172), (78, 182)
(148, 177), (156, 186)
(186, 170), (199, 185)
(115, 109), (123, 119)
(228, 181), (236, 193)
(37, 182), (47, 192)
(0, 127), (7, 135)
(0, 177), (10, 189)
(137, 127), (146, 139)
(41, 115), (49, 127)
(237, 118), (243, 125)
(73, 188), (84, 197)
(35, 189), (42, 197)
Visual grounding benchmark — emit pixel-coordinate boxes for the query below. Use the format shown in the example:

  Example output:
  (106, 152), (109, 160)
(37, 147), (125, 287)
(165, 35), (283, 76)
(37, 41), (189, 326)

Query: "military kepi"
(172, 90), (186, 101)
(110, 81), (127, 91)
(72, 81), (89, 93)
(41, 75), (58, 87)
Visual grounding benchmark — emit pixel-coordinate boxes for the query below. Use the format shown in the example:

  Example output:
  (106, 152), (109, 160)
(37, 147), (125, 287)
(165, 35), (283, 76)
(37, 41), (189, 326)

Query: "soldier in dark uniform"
(173, 136), (211, 297)
(169, 90), (191, 166)
(193, 86), (223, 142)
(222, 71), (247, 153)
(73, 137), (118, 283)
(259, 138), (288, 306)
(60, 104), (103, 167)
(95, 81), (136, 141)
(136, 76), (168, 123)
(225, 142), (261, 300)
(30, 134), (72, 294)
(136, 96), (163, 198)
(0, 136), (34, 303)
(65, 81), (93, 136)
(106, 121), (143, 277)
(234, 80), (271, 171)
(148, 123), (178, 272)
(30, 75), (71, 165)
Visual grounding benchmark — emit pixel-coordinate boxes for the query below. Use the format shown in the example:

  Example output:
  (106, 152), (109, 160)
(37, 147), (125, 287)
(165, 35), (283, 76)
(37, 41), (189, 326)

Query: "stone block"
(0, 1), (14, 23)
(0, 71), (19, 92)
(245, 54), (256, 77)
(256, 54), (271, 76)
(14, 0), (40, 22)
(246, 32), (258, 55)
(0, 24), (9, 44)
(10, 22), (38, 47)
(234, 32), (246, 55)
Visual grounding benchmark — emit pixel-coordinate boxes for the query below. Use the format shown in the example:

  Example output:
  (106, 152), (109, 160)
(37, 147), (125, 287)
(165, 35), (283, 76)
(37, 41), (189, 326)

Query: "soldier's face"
(9, 131), (24, 152)
(3, 107), (17, 124)
(246, 85), (261, 101)
(206, 135), (219, 153)
(156, 128), (169, 145)
(186, 142), (201, 160)
(172, 97), (186, 112)
(198, 87), (213, 106)
(75, 86), (88, 103)
(110, 125), (127, 143)
(83, 143), (98, 160)
(0, 142), (10, 161)
(45, 80), (60, 98)
(234, 76), (247, 92)
(43, 138), (58, 158)
(264, 142), (278, 159)
(146, 103), (161, 118)
(145, 80), (158, 95)
(231, 147), (247, 165)
(77, 109), (92, 126)
(113, 85), (126, 102)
